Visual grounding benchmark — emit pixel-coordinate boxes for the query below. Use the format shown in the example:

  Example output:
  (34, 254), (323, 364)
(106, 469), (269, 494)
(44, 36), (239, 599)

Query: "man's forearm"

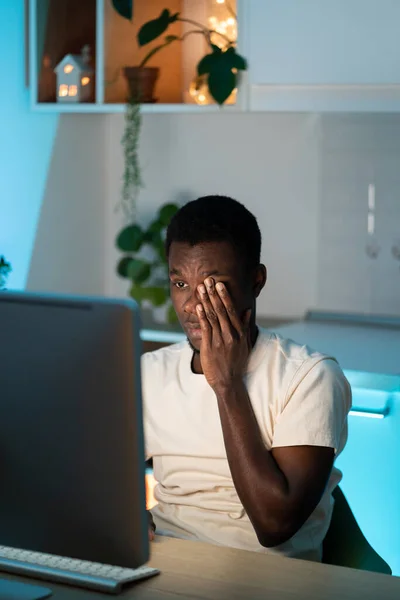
(214, 380), (295, 546)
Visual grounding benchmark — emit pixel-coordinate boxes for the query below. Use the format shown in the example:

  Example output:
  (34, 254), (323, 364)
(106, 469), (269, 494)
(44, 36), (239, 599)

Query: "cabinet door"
(247, 0), (400, 111)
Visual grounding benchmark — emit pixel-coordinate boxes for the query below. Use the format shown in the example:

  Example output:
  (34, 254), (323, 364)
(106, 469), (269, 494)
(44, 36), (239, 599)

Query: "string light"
(189, 1), (237, 105)
(189, 75), (237, 105)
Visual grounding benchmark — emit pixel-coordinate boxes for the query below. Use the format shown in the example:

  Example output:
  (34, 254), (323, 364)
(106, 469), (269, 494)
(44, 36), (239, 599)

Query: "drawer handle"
(350, 404), (390, 419)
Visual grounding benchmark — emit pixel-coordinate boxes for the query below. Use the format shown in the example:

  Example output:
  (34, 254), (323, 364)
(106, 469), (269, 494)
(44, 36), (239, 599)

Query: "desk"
(3, 536), (400, 599)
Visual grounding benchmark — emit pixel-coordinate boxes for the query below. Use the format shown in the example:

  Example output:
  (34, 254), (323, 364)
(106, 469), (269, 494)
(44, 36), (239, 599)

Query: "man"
(142, 195), (351, 561)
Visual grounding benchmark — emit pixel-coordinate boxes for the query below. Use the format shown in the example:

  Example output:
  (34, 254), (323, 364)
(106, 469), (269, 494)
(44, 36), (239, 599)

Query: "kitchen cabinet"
(246, 0), (400, 111)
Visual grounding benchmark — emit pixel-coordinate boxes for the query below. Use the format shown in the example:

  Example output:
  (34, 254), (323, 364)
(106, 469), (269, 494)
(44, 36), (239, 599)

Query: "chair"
(322, 486), (392, 575)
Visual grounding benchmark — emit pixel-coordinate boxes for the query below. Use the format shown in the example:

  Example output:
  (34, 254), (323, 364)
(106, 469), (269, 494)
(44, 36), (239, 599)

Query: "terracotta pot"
(123, 66), (159, 103)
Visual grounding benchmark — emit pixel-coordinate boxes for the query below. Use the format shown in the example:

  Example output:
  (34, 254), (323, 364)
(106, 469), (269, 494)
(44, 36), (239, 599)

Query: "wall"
(104, 112), (321, 318)
(0, 1), (58, 289)
(6, 3), (397, 317)
(26, 109), (400, 319)
(27, 114), (108, 295)
(103, 111), (400, 318)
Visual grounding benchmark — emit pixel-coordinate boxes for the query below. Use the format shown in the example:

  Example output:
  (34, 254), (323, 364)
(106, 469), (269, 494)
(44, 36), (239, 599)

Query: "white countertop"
(273, 321), (400, 390)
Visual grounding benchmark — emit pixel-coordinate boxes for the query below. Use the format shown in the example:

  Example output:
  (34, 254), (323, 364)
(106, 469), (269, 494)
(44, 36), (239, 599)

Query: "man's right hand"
(148, 510), (155, 541)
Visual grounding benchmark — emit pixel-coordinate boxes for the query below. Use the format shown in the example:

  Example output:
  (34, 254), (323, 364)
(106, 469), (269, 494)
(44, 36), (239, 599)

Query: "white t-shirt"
(142, 328), (352, 560)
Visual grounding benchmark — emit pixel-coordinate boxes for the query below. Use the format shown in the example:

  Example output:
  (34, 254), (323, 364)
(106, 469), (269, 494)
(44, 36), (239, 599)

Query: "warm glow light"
(190, 1), (237, 104)
(208, 13), (237, 48)
(68, 85), (78, 97)
(64, 64), (74, 74)
(58, 84), (68, 97)
(189, 74), (237, 105)
(81, 76), (90, 86)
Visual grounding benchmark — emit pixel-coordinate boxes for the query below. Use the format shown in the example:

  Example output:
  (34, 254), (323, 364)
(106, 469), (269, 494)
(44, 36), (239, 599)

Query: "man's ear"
(253, 264), (267, 298)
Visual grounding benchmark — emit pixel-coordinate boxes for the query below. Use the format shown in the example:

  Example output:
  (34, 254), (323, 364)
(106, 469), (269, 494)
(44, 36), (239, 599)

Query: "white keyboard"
(0, 545), (160, 594)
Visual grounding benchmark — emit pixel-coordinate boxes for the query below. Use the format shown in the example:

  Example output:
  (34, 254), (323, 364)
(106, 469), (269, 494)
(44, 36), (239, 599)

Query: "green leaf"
(158, 203), (179, 226)
(224, 47), (247, 71)
(127, 259), (152, 284)
(147, 287), (168, 306)
(111, 0), (133, 21)
(130, 285), (168, 307)
(129, 284), (146, 303)
(116, 224), (144, 252)
(138, 9), (173, 46)
(197, 46), (221, 76)
(165, 35), (179, 43)
(147, 219), (164, 235)
(197, 46), (247, 104)
(153, 233), (167, 262)
(116, 256), (133, 278)
(208, 67), (236, 105)
(197, 53), (216, 76)
(167, 303), (178, 324)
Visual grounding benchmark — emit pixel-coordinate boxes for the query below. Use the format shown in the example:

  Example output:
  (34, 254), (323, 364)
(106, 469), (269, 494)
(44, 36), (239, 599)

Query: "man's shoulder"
(255, 328), (343, 387)
(257, 328), (329, 367)
(141, 340), (188, 372)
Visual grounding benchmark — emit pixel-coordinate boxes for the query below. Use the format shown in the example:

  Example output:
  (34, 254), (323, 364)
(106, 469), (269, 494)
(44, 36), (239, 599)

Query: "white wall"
(27, 115), (108, 295)
(0, 1), (58, 289)
(26, 109), (400, 319)
(104, 112), (321, 318)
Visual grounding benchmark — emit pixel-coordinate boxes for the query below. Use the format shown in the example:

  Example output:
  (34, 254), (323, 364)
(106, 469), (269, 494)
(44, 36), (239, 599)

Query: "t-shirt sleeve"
(272, 358), (352, 454)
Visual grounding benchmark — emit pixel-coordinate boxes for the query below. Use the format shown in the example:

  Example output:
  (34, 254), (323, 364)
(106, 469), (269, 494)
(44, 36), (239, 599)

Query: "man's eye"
(173, 281), (187, 289)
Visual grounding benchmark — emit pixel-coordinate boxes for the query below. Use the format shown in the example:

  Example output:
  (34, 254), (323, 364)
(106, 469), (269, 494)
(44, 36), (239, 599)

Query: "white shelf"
(30, 102), (244, 114)
(30, 0), (247, 114)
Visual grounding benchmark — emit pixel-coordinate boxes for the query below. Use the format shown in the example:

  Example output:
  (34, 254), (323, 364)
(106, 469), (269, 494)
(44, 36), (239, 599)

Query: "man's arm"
(195, 277), (350, 547)
(215, 379), (334, 547)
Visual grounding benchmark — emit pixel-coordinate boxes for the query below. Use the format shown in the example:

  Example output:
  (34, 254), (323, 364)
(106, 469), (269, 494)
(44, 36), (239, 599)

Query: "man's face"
(168, 241), (255, 352)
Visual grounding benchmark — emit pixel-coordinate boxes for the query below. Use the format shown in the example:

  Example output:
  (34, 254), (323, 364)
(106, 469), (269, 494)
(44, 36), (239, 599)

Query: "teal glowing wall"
(0, 1), (58, 289)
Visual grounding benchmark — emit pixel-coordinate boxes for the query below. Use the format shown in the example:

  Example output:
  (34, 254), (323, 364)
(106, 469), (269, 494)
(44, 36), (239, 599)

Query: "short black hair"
(165, 195), (261, 270)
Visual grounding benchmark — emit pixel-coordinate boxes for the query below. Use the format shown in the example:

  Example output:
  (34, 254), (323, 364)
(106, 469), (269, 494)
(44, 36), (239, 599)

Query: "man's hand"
(196, 277), (251, 390)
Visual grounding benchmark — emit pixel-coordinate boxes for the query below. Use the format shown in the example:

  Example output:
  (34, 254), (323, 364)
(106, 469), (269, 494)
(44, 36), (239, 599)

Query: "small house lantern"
(54, 46), (93, 103)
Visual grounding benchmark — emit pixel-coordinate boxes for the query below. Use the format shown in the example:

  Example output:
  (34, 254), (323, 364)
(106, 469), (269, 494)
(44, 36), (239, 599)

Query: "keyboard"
(0, 545), (160, 594)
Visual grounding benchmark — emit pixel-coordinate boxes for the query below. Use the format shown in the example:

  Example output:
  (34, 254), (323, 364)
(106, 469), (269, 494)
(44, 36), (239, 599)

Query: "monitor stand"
(0, 578), (52, 600)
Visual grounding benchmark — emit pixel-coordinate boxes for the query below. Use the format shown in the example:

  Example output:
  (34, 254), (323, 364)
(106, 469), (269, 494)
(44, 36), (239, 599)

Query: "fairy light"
(208, 15), (237, 48)
(189, 1), (238, 105)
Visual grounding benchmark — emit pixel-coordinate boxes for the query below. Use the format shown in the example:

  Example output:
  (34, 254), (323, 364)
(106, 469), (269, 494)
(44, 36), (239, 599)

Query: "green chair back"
(322, 486), (392, 575)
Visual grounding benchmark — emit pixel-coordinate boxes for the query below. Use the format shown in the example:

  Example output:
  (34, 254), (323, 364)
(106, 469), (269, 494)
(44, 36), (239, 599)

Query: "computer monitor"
(0, 291), (148, 568)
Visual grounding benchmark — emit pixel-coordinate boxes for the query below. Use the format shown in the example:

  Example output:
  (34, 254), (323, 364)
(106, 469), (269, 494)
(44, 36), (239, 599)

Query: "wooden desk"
(3, 536), (400, 599)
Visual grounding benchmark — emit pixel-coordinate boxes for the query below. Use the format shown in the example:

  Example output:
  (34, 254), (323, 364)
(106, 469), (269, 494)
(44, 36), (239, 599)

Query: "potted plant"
(113, 2), (247, 216)
(116, 202), (179, 323)
(112, 1), (247, 105)
(0, 256), (12, 290)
